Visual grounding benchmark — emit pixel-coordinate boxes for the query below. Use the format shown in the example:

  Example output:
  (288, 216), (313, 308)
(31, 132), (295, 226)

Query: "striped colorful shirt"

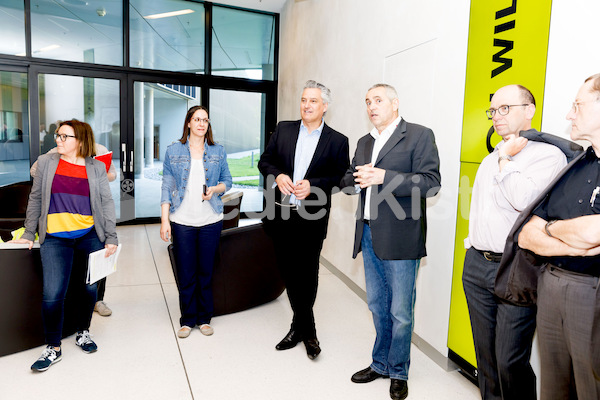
(46, 159), (94, 239)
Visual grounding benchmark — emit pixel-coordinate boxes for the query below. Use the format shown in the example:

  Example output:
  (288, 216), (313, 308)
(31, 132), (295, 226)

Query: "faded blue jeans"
(361, 224), (420, 380)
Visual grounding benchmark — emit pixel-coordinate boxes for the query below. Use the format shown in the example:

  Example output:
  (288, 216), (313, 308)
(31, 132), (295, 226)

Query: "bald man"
(462, 85), (567, 400)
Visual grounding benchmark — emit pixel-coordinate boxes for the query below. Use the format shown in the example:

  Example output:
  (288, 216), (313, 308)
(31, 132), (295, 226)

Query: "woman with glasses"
(11, 120), (118, 372)
(31, 122), (118, 318)
(160, 105), (232, 338)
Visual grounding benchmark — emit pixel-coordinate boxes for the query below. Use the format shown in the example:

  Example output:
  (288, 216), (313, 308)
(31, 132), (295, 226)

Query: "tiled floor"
(0, 224), (480, 400)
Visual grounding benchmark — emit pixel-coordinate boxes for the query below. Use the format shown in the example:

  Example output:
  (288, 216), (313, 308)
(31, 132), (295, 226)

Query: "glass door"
(132, 81), (202, 218)
(36, 72), (124, 219)
(0, 69), (29, 186)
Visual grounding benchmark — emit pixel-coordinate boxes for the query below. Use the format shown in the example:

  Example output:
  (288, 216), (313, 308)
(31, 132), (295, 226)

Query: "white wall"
(277, 0), (600, 365)
(278, 0), (470, 357)
(542, 0), (600, 140)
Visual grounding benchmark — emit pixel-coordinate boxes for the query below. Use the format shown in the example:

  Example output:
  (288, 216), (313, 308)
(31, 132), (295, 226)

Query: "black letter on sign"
(491, 39), (513, 78)
(496, 0), (517, 19)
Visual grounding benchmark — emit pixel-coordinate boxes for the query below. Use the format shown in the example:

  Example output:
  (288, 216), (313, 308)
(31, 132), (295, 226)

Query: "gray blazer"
(341, 119), (441, 260)
(22, 152), (118, 245)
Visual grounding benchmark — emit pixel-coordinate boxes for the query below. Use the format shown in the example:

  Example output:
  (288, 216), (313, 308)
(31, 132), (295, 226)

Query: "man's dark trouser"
(266, 209), (326, 340)
(537, 266), (600, 400)
(462, 247), (537, 400)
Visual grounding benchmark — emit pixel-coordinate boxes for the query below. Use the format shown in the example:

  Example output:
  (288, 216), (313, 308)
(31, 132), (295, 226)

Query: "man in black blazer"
(258, 80), (349, 360)
(341, 84), (441, 400)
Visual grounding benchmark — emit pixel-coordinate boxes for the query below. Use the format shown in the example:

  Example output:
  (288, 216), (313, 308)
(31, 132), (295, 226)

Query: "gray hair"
(303, 80), (332, 105)
(368, 83), (398, 102)
(585, 73), (600, 100)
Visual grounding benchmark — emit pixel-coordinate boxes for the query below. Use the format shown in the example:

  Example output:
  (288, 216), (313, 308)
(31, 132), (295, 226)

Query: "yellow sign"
(449, 0), (553, 370)
(460, 0), (553, 163)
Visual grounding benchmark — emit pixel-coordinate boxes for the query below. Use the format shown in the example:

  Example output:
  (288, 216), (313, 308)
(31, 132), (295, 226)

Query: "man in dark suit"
(258, 80), (349, 360)
(341, 84), (441, 400)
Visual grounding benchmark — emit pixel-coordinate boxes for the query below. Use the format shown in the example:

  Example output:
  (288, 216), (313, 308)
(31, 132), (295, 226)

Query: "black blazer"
(341, 119), (441, 260)
(258, 120), (350, 228)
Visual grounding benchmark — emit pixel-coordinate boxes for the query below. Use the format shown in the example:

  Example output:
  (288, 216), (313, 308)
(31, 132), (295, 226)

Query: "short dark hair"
(179, 105), (214, 146)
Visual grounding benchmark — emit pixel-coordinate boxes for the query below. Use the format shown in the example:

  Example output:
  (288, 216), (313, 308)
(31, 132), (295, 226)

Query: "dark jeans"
(171, 220), (222, 327)
(40, 229), (104, 347)
(266, 210), (326, 339)
(97, 277), (106, 302)
(462, 247), (537, 400)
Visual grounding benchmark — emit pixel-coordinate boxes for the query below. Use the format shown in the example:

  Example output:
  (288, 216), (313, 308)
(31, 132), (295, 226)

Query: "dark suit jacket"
(341, 119), (441, 260)
(258, 120), (350, 237)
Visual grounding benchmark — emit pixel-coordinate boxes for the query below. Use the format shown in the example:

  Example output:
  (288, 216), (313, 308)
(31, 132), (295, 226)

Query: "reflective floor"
(0, 224), (479, 400)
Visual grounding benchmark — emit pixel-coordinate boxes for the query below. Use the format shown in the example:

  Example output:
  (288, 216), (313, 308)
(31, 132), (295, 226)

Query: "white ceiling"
(212, 0), (288, 13)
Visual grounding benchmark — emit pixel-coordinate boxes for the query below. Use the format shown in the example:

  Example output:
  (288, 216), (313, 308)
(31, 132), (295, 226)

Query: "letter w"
(491, 39), (513, 78)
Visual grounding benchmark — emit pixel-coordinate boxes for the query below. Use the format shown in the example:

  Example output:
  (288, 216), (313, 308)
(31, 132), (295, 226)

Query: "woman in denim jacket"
(160, 105), (232, 338)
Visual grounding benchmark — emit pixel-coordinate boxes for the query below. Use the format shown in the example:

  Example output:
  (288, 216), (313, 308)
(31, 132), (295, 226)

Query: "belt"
(474, 248), (503, 263)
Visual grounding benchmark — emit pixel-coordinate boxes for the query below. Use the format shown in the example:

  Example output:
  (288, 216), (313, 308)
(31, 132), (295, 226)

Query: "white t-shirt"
(170, 158), (222, 227)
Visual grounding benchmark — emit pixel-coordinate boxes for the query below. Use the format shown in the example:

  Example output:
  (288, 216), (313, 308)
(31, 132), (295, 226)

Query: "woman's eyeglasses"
(55, 133), (76, 142)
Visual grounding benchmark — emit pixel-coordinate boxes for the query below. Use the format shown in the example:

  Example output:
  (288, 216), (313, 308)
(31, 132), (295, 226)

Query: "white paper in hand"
(87, 244), (122, 285)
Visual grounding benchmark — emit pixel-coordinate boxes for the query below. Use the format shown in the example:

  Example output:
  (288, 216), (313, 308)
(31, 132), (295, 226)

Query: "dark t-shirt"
(534, 146), (600, 276)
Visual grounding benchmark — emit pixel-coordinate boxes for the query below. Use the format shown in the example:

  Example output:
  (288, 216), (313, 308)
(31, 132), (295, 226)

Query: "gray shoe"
(94, 301), (112, 316)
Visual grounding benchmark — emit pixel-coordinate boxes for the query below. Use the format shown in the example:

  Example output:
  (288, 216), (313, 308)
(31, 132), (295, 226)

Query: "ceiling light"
(33, 44), (61, 54)
(144, 9), (194, 20)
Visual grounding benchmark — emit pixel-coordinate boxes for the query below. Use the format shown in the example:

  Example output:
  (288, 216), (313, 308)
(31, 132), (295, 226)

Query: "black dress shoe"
(304, 339), (321, 360)
(390, 379), (408, 400)
(351, 366), (388, 383)
(275, 330), (302, 350)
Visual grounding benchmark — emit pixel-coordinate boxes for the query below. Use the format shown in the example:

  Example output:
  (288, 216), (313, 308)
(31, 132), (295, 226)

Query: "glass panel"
(0, 1), (25, 56)
(212, 6), (275, 80)
(210, 89), (264, 213)
(0, 71), (29, 186)
(134, 81), (201, 218)
(38, 74), (121, 218)
(31, 0), (123, 66)
(130, 0), (205, 73)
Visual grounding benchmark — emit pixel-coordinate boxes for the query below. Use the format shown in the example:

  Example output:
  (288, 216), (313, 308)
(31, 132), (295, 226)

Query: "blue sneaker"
(75, 330), (98, 353)
(31, 345), (62, 372)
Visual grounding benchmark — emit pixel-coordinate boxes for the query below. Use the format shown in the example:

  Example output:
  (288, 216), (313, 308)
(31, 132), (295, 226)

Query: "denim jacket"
(160, 140), (232, 215)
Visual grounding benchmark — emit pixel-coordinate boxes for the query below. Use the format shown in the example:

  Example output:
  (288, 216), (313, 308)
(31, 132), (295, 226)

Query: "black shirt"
(534, 146), (600, 276)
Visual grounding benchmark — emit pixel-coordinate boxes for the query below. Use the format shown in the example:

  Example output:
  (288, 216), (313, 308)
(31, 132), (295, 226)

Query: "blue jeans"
(462, 247), (537, 400)
(40, 229), (104, 347)
(361, 224), (420, 380)
(171, 221), (222, 327)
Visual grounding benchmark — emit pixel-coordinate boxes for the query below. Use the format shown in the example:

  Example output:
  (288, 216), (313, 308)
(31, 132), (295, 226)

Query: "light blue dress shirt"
(289, 120), (324, 205)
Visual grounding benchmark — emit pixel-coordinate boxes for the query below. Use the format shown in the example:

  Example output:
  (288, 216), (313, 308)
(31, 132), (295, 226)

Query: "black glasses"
(54, 133), (76, 142)
(486, 104), (530, 120)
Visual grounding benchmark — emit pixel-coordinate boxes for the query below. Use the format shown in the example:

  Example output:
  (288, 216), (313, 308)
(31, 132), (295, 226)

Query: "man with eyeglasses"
(463, 84), (567, 400)
(517, 75), (600, 399)
(258, 80), (349, 360)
